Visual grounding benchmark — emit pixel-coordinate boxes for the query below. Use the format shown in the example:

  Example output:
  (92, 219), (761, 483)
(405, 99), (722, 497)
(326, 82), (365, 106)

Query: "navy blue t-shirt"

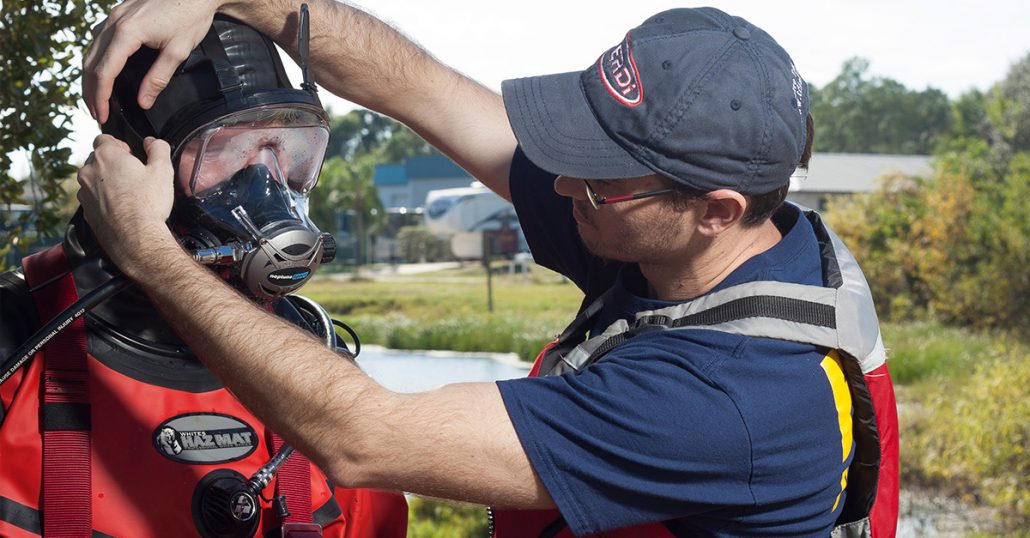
(497, 148), (854, 537)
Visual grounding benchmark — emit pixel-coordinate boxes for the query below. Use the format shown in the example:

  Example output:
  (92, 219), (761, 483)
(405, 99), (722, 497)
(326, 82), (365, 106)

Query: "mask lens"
(175, 106), (329, 197)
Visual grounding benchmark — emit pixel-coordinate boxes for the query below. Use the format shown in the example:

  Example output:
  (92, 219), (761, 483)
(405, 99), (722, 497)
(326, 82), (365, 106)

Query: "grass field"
(303, 263), (583, 361)
(304, 263), (1029, 535)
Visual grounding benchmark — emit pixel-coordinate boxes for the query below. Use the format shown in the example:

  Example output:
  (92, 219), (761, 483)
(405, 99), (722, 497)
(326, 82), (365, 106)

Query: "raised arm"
(84, 0), (517, 199)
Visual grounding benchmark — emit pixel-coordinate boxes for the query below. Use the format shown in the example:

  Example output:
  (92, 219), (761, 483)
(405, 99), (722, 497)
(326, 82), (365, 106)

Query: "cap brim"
(502, 72), (654, 179)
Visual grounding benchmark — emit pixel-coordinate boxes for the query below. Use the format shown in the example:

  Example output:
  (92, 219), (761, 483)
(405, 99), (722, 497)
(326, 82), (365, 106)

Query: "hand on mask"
(76, 135), (178, 276)
(83, 0), (222, 123)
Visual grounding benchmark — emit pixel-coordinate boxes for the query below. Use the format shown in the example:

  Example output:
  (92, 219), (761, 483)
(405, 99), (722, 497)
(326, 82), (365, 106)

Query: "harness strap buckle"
(282, 522), (323, 537)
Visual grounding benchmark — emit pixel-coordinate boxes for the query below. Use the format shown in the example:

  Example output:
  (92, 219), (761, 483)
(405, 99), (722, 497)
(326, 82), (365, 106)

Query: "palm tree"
(309, 155), (385, 268)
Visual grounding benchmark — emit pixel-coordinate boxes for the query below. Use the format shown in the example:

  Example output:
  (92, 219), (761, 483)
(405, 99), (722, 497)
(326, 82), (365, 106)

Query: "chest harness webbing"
(24, 239), (93, 537)
(516, 209), (896, 538)
(21, 245), (317, 537)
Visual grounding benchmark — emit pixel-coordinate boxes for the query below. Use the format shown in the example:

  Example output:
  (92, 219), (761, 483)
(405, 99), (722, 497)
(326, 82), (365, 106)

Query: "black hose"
(1, 273), (131, 384)
(331, 318), (361, 358)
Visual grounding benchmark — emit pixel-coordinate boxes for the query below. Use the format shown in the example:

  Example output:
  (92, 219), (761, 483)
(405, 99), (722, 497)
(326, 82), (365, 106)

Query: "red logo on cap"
(599, 34), (643, 107)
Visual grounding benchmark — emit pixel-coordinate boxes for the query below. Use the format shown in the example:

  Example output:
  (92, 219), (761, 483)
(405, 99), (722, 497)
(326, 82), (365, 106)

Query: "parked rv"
(424, 182), (527, 259)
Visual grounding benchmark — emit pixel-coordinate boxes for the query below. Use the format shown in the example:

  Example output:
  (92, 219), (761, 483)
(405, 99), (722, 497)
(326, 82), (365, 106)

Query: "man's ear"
(696, 189), (747, 236)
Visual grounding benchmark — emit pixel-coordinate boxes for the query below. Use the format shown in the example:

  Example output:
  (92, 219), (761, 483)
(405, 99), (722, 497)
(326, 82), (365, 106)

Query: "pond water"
(355, 346), (530, 393)
(356, 347), (992, 535)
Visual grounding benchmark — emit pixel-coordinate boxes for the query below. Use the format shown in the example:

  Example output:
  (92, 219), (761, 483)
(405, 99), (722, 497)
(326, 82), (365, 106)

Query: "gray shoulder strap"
(633, 211), (885, 373)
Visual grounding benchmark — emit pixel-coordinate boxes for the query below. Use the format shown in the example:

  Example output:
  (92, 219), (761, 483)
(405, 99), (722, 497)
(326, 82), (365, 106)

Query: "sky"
(8, 0), (1030, 178)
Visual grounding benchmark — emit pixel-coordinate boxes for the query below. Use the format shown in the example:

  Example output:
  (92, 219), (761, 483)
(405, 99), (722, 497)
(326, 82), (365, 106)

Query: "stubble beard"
(577, 219), (671, 264)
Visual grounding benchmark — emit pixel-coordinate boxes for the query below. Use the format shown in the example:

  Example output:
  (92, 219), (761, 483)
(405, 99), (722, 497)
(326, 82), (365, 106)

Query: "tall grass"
(902, 337), (1029, 529)
(303, 266), (582, 362)
(347, 313), (560, 362)
(881, 321), (998, 384)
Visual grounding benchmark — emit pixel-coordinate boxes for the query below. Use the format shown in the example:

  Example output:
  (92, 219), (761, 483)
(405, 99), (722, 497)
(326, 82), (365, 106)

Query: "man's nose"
(251, 147), (286, 183)
(554, 175), (586, 200)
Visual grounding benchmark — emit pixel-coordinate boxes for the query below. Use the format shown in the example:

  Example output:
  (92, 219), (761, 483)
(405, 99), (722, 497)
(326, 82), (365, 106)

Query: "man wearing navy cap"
(79, 1), (898, 537)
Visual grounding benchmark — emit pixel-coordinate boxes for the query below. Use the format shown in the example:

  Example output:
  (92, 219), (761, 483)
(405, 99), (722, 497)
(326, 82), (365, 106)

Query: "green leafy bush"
(302, 268), (581, 361)
(396, 226), (452, 263)
(824, 174), (928, 322)
(347, 312), (557, 362)
(407, 496), (488, 538)
(824, 143), (1030, 330)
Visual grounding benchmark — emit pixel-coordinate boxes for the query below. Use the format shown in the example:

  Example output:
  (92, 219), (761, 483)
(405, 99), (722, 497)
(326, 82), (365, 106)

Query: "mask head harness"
(103, 12), (335, 302)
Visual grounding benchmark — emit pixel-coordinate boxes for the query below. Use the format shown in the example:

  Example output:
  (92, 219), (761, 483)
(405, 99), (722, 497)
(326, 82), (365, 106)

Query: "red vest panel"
(0, 245), (407, 537)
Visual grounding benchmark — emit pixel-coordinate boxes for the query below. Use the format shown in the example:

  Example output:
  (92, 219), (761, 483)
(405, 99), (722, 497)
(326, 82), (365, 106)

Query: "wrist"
(111, 223), (182, 280)
(219, 0), (282, 24)
(213, 0), (238, 10)
(218, 0), (243, 16)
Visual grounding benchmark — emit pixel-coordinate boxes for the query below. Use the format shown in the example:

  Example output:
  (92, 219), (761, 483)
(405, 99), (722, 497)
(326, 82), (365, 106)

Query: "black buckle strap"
(643, 295), (837, 329)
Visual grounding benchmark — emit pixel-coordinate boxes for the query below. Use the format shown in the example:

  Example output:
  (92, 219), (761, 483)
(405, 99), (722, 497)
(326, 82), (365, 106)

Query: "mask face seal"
(170, 105), (334, 302)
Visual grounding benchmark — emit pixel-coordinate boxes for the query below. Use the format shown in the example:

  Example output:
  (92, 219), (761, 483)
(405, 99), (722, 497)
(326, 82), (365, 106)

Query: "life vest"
(0, 244), (408, 538)
(491, 208), (898, 538)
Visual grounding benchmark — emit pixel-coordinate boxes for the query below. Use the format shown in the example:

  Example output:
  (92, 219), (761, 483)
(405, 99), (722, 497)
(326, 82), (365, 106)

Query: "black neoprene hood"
(103, 15), (326, 161)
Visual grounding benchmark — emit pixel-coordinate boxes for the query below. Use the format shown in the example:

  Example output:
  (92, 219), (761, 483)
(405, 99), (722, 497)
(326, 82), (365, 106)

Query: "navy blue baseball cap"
(502, 7), (809, 195)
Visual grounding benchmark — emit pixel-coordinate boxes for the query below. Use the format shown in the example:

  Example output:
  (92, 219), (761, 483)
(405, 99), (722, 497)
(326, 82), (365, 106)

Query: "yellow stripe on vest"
(820, 350), (853, 512)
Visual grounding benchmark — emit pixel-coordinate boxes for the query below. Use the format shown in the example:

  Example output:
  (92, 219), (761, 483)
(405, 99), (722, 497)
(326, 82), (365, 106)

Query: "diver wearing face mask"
(107, 14), (336, 301)
(0, 13), (406, 538)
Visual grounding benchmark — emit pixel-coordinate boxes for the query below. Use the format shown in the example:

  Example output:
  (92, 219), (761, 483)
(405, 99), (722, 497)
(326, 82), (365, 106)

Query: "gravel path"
(898, 485), (1003, 537)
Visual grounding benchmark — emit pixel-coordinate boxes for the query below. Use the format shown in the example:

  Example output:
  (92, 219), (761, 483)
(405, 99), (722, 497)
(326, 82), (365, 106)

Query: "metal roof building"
(789, 153), (933, 210)
(373, 155), (471, 210)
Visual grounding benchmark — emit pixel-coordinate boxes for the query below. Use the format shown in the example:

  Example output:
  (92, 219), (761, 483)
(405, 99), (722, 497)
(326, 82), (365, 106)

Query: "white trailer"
(424, 182), (526, 259)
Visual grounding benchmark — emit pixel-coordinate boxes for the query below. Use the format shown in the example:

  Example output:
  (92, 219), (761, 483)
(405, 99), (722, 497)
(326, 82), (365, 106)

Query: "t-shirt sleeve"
(508, 146), (594, 290)
(496, 334), (754, 535)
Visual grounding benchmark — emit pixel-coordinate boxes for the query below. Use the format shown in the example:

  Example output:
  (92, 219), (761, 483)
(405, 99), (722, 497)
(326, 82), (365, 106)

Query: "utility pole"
(482, 232), (493, 312)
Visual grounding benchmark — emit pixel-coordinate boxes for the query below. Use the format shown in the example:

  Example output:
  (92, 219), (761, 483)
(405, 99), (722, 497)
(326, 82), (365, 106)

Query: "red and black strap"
(24, 245), (92, 538)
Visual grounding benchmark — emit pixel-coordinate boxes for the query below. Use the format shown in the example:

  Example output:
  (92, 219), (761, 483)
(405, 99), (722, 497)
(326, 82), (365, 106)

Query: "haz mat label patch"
(154, 413), (258, 464)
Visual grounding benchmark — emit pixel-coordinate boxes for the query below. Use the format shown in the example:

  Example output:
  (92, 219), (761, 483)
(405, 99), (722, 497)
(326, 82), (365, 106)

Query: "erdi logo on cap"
(599, 35), (642, 107)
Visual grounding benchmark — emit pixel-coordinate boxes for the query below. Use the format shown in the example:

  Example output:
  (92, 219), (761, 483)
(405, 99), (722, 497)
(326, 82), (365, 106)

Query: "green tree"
(996, 52), (1030, 153)
(1, 0), (115, 266)
(327, 109), (394, 160)
(309, 155), (385, 265)
(809, 57), (951, 154)
(826, 136), (1029, 330)
(825, 53), (1030, 330)
(377, 124), (437, 163)
(314, 107), (440, 266)
(949, 89), (990, 142)
(327, 108), (436, 162)
(965, 52), (1030, 176)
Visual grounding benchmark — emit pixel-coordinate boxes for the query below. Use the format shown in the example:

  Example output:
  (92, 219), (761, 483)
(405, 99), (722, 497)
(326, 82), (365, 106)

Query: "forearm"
(129, 232), (550, 507)
(129, 234), (373, 462)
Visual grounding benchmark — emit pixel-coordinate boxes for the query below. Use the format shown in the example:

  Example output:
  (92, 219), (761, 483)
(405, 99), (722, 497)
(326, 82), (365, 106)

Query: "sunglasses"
(583, 180), (677, 209)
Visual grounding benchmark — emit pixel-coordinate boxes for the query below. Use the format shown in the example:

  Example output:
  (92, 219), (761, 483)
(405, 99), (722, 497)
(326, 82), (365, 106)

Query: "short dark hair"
(665, 113), (814, 226)
(740, 183), (790, 226)
(741, 112), (814, 226)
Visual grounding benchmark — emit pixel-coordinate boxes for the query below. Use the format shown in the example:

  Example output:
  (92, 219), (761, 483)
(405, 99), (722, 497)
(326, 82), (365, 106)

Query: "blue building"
(373, 155), (476, 211)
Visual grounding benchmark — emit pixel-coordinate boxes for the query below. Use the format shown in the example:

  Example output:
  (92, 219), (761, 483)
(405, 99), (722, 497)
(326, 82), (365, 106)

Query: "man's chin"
(577, 227), (609, 259)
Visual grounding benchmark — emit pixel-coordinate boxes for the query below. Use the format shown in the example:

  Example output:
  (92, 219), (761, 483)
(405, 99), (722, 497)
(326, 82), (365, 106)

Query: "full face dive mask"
(171, 105), (335, 301)
(102, 14), (335, 302)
